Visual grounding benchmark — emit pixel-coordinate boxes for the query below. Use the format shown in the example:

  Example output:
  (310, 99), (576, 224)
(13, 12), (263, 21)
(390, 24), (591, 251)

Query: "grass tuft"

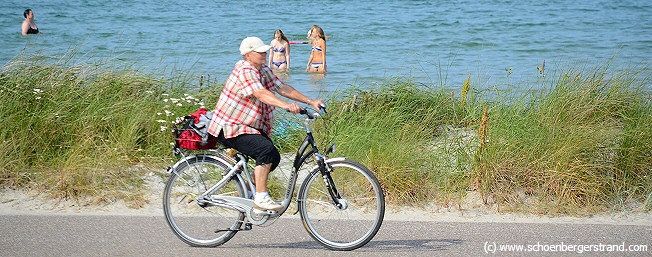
(2, 54), (650, 216)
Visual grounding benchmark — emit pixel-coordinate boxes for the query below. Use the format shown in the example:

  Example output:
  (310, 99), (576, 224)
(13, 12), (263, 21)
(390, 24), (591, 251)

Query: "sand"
(1, 170), (649, 226)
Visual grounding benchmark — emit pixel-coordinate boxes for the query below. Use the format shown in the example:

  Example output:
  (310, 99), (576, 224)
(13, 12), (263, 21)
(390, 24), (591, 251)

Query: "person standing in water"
(268, 29), (291, 72)
(306, 25), (326, 73)
(21, 9), (41, 35)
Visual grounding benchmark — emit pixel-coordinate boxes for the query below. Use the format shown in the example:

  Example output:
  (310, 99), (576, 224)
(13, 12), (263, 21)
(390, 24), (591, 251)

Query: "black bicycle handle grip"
(287, 108), (311, 116)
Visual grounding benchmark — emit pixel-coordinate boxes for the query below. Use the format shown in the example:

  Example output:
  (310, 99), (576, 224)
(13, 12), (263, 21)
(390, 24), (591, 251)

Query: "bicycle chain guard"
(247, 208), (273, 225)
(210, 195), (275, 225)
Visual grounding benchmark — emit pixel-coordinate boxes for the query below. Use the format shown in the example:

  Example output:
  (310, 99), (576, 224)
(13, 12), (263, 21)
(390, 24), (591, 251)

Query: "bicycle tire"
(297, 159), (385, 251)
(163, 155), (245, 247)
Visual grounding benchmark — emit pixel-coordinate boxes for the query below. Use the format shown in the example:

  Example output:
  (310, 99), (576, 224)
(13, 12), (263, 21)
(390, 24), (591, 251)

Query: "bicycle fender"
(299, 157), (346, 176)
(325, 157), (346, 163)
(168, 154), (235, 174)
(301, 157), (347, 174)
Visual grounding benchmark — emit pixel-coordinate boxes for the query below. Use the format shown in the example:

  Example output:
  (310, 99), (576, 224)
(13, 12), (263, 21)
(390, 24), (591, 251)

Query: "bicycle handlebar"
(289, 104), (326, 119)
(298, 104), (327, 119)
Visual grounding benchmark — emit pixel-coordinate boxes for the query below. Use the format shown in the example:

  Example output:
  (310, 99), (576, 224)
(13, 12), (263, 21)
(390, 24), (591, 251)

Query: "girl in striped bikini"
(268, 30), (290, 72)
(306, 25), (326, 73)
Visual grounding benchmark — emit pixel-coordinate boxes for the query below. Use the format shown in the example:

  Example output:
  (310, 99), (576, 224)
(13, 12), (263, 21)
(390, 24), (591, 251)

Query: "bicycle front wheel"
(163, 155), (245, 247)
(298, 159), (385, 251)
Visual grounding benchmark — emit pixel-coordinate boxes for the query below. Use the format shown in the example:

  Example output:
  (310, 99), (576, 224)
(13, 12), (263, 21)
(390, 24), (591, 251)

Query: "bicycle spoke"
(298, 159), (385, 250)
(163, 156), (245, 247)
(304, 198), (334, 208)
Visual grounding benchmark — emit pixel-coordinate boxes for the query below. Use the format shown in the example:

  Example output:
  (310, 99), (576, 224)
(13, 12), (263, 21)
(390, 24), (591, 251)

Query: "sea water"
(1, 0), (650, 98)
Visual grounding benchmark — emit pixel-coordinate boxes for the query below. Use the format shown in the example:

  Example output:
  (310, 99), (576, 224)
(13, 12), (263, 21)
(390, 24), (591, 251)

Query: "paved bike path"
(1, 214), (650, 256)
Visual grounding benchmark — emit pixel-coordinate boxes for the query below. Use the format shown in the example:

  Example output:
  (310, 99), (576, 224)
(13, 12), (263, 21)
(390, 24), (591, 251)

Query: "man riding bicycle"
(207, 37), (324, 211)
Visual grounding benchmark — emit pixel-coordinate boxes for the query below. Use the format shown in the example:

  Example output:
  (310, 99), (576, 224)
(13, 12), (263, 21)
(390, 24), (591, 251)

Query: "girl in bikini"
(306, 25), (326, 73)
(268, 29), (290, 72)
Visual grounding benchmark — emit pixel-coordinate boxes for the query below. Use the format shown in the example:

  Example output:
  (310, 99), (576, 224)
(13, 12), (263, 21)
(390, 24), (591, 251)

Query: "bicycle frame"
(164, 106), (384, 250)
(168, 108), (340, 221)
(293, 113), (344, 208)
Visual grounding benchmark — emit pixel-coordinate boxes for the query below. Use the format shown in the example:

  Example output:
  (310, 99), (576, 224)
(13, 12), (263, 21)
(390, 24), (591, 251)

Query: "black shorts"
(214, 131), (281, 171)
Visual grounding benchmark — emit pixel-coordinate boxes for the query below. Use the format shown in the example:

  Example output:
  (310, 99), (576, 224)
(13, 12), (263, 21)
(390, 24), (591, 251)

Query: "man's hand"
(286, 102), (302, 114)
(307, 99), (325, 111)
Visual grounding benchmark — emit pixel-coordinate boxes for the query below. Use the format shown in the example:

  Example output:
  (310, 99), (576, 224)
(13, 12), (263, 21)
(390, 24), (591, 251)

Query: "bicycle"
(162, 106), (385, 251)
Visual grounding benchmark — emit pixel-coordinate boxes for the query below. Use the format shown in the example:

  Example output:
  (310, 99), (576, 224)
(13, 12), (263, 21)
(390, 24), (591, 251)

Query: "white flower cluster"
(157, 93), (207, 132)
(33, 88), (44, 100)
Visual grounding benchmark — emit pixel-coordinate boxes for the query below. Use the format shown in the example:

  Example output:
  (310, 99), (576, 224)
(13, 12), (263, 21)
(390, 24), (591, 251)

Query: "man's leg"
(253, 162), (282, 211)
(254, 163), (272, 193)
(215, 131), (282, 210)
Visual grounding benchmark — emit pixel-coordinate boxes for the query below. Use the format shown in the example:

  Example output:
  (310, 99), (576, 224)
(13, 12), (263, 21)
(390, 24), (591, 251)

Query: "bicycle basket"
(173, 108), (217, 150)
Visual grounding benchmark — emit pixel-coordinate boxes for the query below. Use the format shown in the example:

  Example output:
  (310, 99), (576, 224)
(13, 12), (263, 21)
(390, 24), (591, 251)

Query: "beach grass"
(292, 65), (651, 215)
(471, 67), (652, 214)
(0, 56), (196, 206)
(1, 55), (650, 215)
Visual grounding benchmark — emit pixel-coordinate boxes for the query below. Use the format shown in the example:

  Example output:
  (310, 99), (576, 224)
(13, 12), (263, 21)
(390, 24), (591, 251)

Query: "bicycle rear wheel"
(298, 159), (385, 251)
(163, 155), (245, 247)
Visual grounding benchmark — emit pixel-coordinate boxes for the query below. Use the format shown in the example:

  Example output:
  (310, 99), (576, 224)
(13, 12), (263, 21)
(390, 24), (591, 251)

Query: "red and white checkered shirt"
(207, 60), (285, 138)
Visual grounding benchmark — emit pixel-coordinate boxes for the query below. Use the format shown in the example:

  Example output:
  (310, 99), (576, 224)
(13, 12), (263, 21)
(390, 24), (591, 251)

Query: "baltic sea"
(2, 0), (650, 98)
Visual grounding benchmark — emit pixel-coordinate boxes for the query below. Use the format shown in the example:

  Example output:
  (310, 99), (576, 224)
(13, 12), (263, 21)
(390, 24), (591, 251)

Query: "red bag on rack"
(173, 108), (217, 150)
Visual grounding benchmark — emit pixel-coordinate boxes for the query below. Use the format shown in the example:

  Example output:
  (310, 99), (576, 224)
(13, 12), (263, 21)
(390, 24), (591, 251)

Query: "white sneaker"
(253, 196), (283, 211)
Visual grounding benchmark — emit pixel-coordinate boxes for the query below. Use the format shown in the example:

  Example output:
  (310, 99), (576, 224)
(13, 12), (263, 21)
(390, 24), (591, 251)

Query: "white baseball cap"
(239, 37), (271, 55)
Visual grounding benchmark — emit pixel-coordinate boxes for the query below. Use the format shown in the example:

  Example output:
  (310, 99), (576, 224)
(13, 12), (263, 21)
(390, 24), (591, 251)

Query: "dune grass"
(300, 66), (651, 215)
(0, 56), (208, 207)
(471, 67), (652, 214)
(1, 55), (650, 215)
(306, 80), (480, 204)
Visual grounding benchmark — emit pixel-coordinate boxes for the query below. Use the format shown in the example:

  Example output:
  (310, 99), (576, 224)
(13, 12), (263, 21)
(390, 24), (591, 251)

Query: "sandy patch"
(1, 173), (650, 226)
(1, 159), (649, 225)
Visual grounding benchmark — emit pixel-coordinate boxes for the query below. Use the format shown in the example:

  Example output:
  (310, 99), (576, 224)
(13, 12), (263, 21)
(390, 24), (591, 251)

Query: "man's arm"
(252, 88), (302, 113)
(277, 85), (324, 110)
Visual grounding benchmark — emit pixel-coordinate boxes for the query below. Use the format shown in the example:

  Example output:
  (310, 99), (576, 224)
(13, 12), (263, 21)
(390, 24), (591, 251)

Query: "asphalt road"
(1, 214), (650, 256)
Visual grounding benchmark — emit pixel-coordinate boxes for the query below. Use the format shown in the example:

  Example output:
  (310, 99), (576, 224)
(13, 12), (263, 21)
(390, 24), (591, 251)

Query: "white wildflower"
(176, 103), (183, 107)
(33, 89), (44, 99)
(160, 126), (168, 132)
(156, 119), (167, 123)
